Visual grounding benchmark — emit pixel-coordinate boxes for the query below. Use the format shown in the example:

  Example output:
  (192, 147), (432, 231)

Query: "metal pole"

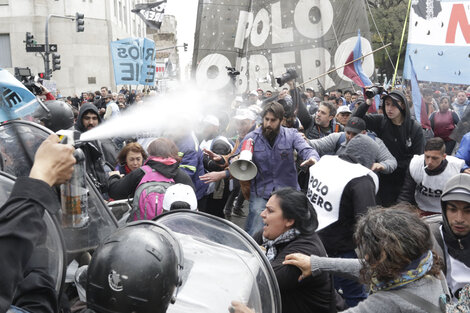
(44, 14), (75, 79)
(298, 43), (392, 88)
(45, 15), (52, 79)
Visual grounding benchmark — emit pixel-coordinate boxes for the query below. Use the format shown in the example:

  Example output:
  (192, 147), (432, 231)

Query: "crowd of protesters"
(1, 78), (470, 313)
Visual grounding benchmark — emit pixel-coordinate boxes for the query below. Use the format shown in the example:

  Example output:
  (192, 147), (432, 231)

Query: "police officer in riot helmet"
(85, 221), (183, 313)
(32, 100), (75, 132)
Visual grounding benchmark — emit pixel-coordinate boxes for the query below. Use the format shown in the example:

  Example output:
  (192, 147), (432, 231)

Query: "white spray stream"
(79, 83), (228, 142)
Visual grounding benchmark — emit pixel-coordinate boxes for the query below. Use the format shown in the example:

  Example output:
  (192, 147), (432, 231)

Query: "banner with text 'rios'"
(403, 0), (470, 84)
(110, 38), (156, 86)
(192, 0), (374, 93)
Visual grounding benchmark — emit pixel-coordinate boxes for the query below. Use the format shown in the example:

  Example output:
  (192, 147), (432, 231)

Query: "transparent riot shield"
(154, 210), (282, 313)
(0, 120), (118, 254)
(0, 171), (66, 294)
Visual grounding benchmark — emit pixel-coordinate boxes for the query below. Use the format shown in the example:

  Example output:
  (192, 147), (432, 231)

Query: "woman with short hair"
(284, 207), (448, 313)
(254, 187), (336, 313)
(115, 142), (148, 175)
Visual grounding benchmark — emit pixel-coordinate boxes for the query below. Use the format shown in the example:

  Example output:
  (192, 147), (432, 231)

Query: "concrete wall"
(0, 0), (147, 96)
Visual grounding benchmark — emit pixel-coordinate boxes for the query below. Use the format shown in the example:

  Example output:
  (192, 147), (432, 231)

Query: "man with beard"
(75, 103), (118, 196)
(235, 102), (319, 236)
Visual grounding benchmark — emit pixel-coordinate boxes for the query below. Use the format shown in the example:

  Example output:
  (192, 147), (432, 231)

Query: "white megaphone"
(229, 139), (258, 181)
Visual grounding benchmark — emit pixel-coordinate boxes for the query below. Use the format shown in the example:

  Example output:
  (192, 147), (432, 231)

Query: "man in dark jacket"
(308, 134), (379, 307)
(353, 90), (425, 206)
(75, 103), (118, 195)
(0, 134), (75, 313)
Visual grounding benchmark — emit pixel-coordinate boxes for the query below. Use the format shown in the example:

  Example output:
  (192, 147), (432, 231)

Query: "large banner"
(0, 69), (41, 122)
(403, 0), (470, 84)
(192, 0), (374, 93)
(110, 38), (156, 86)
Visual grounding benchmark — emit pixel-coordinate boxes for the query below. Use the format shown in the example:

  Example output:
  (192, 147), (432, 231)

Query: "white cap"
(202, 115), (220, 127)
(336, 106), (352, 115)
(250, 90), (258, 96)
(234, 108), (257, 121)
(163, 184), (198, 211)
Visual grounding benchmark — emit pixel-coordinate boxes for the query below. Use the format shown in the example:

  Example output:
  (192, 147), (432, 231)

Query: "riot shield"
(154, 210), (282, 313)
(0, 120), (118, 255)
(0, 171), (66, 294)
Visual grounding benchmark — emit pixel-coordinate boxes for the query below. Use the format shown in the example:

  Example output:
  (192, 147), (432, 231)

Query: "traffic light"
(76, 13), (85, 32)
(38, 72), (45, 79)
(25, 32), (34, 45)
(52, 53), (61, 71)
(183, 43), (188, 52)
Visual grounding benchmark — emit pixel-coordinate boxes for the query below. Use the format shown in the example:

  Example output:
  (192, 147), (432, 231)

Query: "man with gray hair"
(309, 117), (397, 174)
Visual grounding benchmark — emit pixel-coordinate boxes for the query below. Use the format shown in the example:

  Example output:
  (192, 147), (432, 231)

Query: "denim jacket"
(239, 127), (319, 199)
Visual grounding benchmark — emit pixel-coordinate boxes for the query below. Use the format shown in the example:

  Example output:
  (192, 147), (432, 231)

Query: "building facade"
(0, 0), (148, 96)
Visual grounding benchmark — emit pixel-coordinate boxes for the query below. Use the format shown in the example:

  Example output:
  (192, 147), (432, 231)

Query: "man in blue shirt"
(238, 102), (319, 236)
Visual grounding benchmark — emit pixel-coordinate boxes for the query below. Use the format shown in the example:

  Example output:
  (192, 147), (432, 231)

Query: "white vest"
(307, 155), (378, 231)
(441, 226), (470, 299)
(409, 155), (464, 213)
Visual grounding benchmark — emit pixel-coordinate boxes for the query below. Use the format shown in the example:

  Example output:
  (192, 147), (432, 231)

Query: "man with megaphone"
(232, 102), (319, 236)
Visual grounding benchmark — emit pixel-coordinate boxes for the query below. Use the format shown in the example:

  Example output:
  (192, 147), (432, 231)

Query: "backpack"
(129, 165), (175, 221)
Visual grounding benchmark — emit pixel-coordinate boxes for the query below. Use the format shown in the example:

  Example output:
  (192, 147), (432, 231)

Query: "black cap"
(344, 117), (366, 134)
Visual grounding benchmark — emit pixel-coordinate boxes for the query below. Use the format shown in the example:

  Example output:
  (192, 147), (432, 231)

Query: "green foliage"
(367, 0), (409, 82)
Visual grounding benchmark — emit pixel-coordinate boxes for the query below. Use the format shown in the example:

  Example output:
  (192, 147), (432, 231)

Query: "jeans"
(333, 250), (368, 308)
(244, 193), (267, 236)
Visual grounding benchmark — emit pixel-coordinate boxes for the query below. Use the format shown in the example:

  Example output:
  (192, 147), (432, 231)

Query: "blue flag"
(110, 37), (156, 86)
(0, 69), (41, 122)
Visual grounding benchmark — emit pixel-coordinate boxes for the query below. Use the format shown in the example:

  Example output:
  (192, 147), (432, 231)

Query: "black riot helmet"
(86, 220), (183, 313)
(33, 100), (74, 132)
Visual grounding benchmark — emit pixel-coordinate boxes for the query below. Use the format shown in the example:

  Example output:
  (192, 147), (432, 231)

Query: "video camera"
(14, 67), (43, 96)
(226, 67), (240, 78)
(365, 84), (384, 99)
(276, 68), (298, 87)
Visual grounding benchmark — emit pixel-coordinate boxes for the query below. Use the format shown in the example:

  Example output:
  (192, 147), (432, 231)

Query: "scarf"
(145, 156), (177, 165)
(262, 228), (300, 262)
(370, 250), (434, 293)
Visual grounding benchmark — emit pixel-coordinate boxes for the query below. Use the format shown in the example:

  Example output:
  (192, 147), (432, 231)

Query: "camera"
(276, 68), (298, 87)
(14, 67), (43, 96)
(365, 84), (384, 99)
(226, 67), (240, 78)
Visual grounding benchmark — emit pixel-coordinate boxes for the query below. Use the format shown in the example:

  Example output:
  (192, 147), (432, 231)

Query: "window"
(0, 0), (9, 4)
(114, 0), (118, 17)
(0, 34), (12, 68)
(88, 77), (96, 84)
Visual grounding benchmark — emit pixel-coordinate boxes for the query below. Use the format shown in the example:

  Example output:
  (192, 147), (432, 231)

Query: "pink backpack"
(129, 165), (174, 221)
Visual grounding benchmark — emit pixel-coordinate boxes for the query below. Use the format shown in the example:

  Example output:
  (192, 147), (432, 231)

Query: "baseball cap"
(163, 184), (198, 211)
(441, 174), (470, 203)
(344, 117), (366, 134)
(336, 106), (352, 115)
(234, 108), (257, 121)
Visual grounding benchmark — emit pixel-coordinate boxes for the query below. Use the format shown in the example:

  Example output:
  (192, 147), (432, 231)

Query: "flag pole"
(298, 43), (391, 88)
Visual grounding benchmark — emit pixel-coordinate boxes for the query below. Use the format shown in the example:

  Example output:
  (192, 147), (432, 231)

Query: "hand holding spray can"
(57, 130), (89, 228)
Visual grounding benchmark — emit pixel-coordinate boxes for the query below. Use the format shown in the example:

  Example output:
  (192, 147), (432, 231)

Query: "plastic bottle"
(60, 148), (89, 228)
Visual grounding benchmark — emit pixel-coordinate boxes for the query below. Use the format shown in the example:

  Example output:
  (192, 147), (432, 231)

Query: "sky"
(165, 0), (198, 80)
